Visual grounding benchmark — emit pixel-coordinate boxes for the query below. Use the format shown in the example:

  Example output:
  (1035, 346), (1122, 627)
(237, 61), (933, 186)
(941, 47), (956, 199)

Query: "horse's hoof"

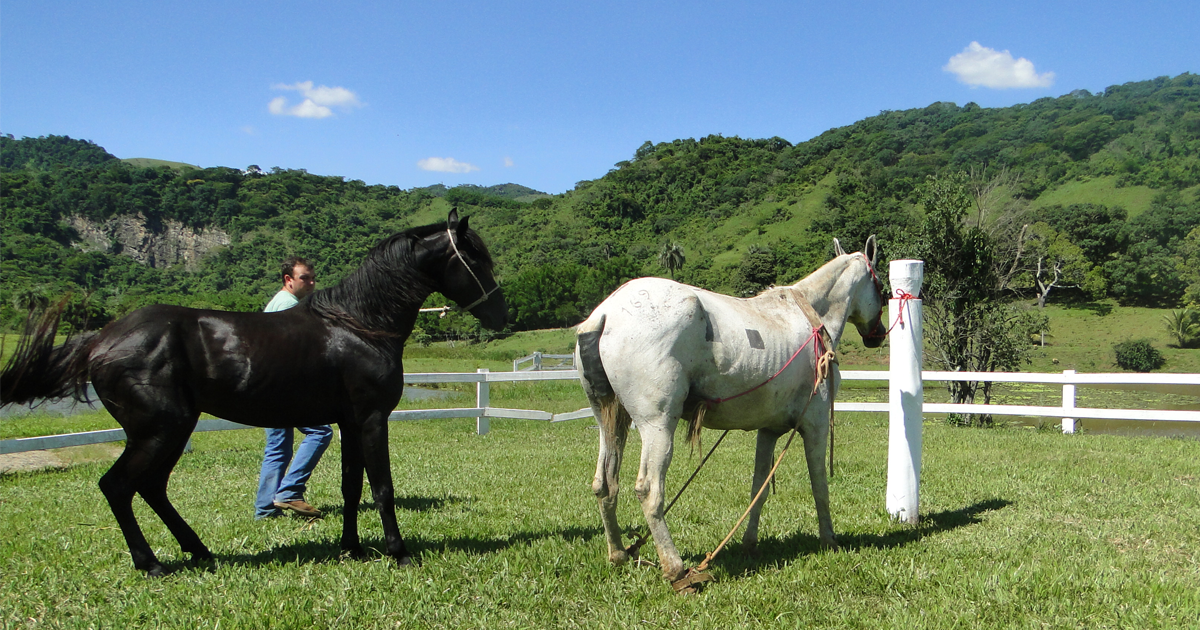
(743, 543), (761, 558)
(820, 537), (840, 552)
(342, 545), (369, 560)
(671, 569), (715, 595)
(145, 563), (170, 578)
(189, 548), (214, 562)
(395, 554), (415, 567)
(609, 550), (630, 566)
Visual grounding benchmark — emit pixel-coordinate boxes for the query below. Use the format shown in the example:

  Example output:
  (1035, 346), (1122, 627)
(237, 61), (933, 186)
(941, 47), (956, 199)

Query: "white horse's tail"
(576, 314), (631, 450)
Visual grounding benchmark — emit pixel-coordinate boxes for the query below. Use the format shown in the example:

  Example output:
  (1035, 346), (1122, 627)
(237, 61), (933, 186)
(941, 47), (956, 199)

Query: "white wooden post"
(887, 259), (924, 525)
(1061, 370), (1076, 434)
(476, 368), (490, 435)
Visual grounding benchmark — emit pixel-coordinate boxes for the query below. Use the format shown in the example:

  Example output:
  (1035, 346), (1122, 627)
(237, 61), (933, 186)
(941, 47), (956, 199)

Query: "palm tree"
(1162, 308), (1200, 348)
(658, 242), (685, 281)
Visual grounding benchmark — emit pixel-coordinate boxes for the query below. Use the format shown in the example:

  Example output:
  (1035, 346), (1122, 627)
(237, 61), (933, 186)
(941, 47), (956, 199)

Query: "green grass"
(121, 158), (201, 172)
(2, 413), (1197, 628)
(1030, 175), (1158, 218)
(2, 319), (1198, 627)
(1025, 301), (1200, 374)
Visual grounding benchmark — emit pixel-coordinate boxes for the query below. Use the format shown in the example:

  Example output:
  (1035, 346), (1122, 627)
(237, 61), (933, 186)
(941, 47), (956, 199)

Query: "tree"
(734, 245), (776, 297)
(1161, 308), (1200, 349)
(910, 174), (1043, 426)
(1007, 222), (1105, 309)
(657, 242), (685, 280)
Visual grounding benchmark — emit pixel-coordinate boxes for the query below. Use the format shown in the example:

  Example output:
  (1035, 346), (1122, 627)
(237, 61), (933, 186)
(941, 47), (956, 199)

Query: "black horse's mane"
(307, 220), (493, 336)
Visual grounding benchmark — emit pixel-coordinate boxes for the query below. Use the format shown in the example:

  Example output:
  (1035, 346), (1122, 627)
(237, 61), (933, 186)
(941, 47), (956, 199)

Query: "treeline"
(2, 74), (1199, 340)
(478, 73), (1200, 311)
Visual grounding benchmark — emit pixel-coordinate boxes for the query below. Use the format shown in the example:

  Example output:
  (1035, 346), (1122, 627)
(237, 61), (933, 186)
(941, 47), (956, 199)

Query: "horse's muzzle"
(862, 319), (886, 348)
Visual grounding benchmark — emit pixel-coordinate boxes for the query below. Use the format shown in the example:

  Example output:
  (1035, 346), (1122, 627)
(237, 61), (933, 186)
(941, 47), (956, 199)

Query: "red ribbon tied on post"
(887, 289), (917, 335)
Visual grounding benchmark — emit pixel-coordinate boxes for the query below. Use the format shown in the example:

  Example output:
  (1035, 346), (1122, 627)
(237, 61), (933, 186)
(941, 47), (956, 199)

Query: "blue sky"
(2, 1), (1196, 194)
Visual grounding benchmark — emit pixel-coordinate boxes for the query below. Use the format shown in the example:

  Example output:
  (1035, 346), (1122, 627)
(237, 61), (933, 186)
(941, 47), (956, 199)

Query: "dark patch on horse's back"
(745, 329), (765, 350)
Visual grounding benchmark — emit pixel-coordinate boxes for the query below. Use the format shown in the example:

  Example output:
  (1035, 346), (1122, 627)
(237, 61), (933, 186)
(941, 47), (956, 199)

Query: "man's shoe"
(274, 500), (322, 518)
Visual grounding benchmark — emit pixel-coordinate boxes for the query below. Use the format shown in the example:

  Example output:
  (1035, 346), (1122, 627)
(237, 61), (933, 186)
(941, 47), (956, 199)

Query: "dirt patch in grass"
(0, 443), (122, 474)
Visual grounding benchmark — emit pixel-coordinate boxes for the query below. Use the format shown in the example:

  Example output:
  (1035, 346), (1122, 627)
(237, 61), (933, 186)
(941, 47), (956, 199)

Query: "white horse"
(574, 237), (884, 588)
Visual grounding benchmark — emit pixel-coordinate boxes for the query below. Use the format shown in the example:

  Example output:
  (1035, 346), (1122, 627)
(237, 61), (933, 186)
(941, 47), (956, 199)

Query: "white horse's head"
(833, 235), (886, 348)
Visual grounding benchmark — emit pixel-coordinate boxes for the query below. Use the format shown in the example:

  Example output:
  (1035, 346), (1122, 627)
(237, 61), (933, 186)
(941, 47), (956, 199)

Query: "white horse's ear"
(863, 235), (878, 266)
(833, 238), (847, 257)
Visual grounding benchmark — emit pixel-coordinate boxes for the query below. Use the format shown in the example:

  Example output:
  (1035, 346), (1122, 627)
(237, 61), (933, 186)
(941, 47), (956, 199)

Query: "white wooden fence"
(3, 367), (1198, 455)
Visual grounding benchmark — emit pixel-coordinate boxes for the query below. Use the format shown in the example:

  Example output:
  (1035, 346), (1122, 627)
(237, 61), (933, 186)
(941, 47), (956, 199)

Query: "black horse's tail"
(575, 314), (631, 449)
(1, 301), (97, 406)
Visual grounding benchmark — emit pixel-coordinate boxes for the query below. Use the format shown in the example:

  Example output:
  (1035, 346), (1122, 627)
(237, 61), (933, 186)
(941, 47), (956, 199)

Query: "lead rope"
(624, 429), (730, 558)
(673, 352), (836, 594)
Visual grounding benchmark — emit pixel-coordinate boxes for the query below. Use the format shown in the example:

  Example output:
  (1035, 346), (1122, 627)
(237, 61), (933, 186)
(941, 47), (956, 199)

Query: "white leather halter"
(446, 228), (500, 311)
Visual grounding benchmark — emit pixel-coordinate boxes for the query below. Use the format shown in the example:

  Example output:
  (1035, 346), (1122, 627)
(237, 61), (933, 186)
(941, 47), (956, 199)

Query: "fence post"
(1062, 369), (1076, 434)
(887, 259), (924, 525)
(476, 368), (490, 435)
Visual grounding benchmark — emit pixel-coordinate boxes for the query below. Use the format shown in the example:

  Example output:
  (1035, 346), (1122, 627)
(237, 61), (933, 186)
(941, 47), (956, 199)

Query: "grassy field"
(2, 304), (1199, 627)
(2, 409), (1198, 628)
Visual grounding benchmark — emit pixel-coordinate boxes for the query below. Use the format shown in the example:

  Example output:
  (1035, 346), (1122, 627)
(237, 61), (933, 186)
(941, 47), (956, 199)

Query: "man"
(254, 257), (333, 519)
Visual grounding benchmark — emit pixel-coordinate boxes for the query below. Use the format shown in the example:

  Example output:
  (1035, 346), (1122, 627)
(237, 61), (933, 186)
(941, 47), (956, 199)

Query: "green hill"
(121, 158), (200, 172)
(2, 74), (1198, 335)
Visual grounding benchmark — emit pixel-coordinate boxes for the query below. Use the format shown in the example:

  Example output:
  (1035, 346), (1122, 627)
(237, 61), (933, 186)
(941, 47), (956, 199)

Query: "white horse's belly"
(593, 278), (819, 429)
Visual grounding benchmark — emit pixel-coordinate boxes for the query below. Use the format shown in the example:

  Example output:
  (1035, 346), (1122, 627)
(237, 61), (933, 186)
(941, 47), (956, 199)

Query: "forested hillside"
(2, 74), (1198, 337)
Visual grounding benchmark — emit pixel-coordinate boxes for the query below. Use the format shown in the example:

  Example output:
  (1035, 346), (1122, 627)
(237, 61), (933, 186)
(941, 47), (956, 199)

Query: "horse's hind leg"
(137, 424), (212, 562)
(100, 409), (204, 575)
(742, 428), (784, 553)
(99, 441), (166, 575)
(592, 399), (629, 565)
(634, 419), (686, 582)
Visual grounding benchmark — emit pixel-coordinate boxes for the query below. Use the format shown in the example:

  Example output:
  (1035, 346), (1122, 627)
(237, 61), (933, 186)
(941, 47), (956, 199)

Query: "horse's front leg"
(360, 411), (413, 565)
(742, 428), (783, 553)
(338, 424), (368, 558)
(799, 394), (838, 551)
(634, 420), (685, 582)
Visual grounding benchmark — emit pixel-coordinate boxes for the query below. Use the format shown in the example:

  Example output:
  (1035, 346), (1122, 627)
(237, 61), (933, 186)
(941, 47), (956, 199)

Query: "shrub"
(1113, 339), (1165, 372)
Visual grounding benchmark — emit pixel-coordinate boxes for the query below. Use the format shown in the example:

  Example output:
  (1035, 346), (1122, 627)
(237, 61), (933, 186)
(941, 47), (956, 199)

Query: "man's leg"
(255, 428), (294, 519)
(274, 425), (333, 515)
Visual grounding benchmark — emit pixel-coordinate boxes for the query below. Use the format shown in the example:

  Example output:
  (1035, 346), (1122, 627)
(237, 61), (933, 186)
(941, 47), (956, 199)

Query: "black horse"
(0, 210), (506, 576)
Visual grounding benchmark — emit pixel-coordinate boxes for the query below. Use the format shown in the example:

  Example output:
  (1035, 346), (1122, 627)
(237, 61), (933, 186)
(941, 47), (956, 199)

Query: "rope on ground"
(625, 429), (730, 558)
(672, 426), (801, 593)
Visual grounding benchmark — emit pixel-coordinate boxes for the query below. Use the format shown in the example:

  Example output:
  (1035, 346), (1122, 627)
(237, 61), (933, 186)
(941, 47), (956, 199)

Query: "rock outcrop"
(68, 214), (231, 270)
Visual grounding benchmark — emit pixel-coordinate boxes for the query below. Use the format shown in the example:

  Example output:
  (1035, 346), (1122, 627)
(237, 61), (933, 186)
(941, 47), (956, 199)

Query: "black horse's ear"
(457, 214), (470, 237)
(447, 208), (460, 228)
(833, 238), (847, 257)
(863, 235), (878, 266)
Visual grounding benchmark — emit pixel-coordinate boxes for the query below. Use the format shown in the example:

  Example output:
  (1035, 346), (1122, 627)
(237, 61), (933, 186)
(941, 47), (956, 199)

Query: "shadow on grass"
(163, 523), (603, 573)
(704, 498), (1012, 577)
(1060, 299), (1114, 316)
(315, 494), (466, 517)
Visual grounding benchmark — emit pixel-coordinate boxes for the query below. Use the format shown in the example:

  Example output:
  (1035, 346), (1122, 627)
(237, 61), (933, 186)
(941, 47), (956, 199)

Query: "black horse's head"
(837, 235), (886, 349)
(435, 209), (507, 331)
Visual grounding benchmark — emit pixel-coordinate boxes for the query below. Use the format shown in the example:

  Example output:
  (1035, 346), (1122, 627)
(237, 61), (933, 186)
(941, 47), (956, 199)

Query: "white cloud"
(418, 157), (480, 173)
(504, 157), (514, 167)
(268, 81), (362, 118)
(943, 42), (1055, 89)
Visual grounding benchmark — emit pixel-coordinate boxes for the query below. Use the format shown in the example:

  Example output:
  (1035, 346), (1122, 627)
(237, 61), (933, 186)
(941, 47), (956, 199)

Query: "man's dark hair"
(281, 256), (312, 282)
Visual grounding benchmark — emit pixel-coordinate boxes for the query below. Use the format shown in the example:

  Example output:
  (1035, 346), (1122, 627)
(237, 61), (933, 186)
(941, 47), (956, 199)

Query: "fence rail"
(3, 369), (1198, 455)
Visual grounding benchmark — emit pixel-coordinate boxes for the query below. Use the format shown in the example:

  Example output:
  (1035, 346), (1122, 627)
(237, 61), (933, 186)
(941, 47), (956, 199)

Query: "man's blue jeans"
(255, 425), (333, 519)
